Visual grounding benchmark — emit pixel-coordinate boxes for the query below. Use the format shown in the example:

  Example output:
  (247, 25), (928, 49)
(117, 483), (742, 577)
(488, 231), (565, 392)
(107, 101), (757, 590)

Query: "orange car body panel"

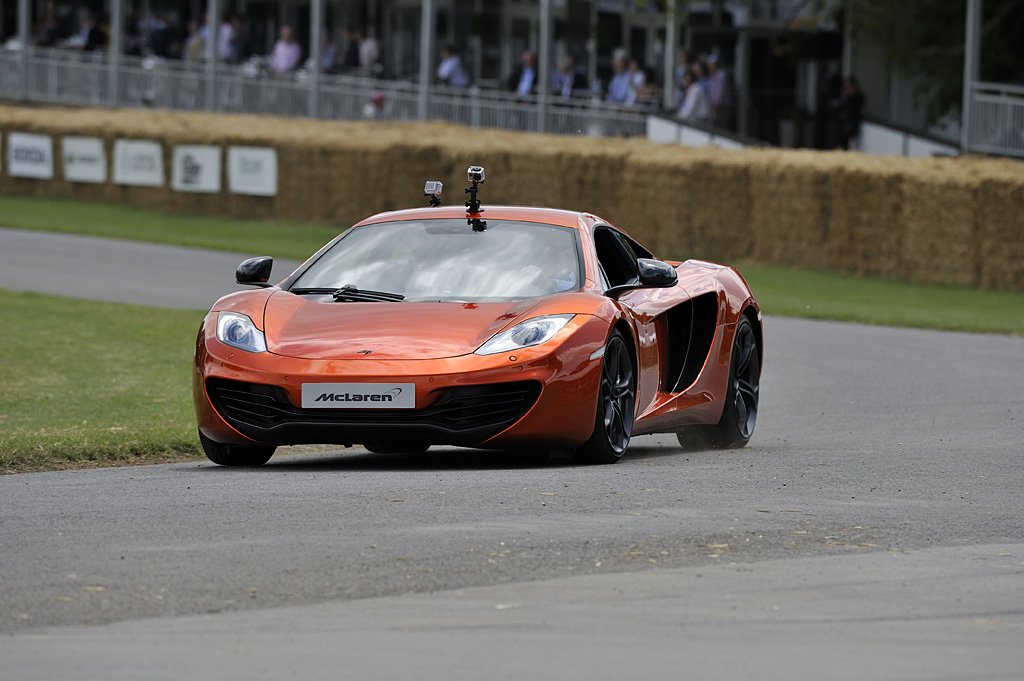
(194, 205), (760, 450)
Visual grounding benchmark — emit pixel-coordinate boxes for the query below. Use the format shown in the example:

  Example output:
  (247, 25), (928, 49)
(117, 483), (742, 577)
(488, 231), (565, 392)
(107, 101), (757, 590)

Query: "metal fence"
(966, 82), (1024, 159)
(0, 47), (648, 139)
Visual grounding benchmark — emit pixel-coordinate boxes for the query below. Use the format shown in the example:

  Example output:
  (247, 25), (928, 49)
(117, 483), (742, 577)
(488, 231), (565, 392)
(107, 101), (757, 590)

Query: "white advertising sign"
(62, 136), (106, 184)
(114, 139), (164, 186)
(8, 132), (54, 179)
(227, 146), (278, 196)
(172, 145), (221, 193)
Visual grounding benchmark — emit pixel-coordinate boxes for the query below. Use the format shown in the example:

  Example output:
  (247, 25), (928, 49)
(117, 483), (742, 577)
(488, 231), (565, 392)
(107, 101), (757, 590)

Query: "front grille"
(207, 378), (542, 446)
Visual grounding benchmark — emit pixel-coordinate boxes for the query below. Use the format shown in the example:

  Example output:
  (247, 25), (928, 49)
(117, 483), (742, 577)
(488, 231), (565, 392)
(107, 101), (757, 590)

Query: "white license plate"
(301, 383), (416, 409)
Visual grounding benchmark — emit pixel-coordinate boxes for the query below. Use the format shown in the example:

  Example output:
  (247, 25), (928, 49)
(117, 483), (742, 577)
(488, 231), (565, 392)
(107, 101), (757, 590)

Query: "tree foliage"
(851, 0), (1024, 125)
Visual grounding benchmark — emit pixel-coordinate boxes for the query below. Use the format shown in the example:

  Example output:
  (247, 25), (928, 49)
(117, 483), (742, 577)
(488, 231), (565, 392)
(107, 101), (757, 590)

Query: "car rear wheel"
(678, 316), (759, 450)
(198, 430), (276, 467)
(578, 330), (636, 464)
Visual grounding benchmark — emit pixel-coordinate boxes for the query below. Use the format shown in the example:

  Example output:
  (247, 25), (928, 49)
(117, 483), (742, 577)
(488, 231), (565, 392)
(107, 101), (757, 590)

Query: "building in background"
(3, 0), (1020, 155)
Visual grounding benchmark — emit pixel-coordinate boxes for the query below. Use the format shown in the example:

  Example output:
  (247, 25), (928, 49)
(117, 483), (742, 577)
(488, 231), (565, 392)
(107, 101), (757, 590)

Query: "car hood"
(262, 291), (544, 360)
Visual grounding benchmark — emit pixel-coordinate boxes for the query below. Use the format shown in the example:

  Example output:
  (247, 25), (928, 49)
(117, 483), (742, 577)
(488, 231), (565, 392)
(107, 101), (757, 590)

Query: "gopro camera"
(467, 166), (485, 183)
(424, 180), (443, 196)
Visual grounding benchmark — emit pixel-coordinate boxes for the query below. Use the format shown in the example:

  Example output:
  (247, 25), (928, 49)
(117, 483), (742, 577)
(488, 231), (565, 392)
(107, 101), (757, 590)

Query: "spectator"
(705, 54), (736, 129)
(341, 26), (360, 71)
(268, 25), (301, 74)
(605, 56), (631, 104)
(692, 60), (708, 96)
(217, 12), (234, 62)
(437, 44), (470, 88)
(184, 20), (205, 63)
(673, 50), (690, 109)
(320, 29), (337, 72)
(35, 1), (62, 47)
(554, 52), (586, 97)
(626, 58), (647, 106)
(80, 11), (107, 52)
(677, 66), (710, 122)
(507, 50), (537, 96)
(148, 13), (173, 58)
(834, 75), (865, 149)
(357, 28), (380, 75)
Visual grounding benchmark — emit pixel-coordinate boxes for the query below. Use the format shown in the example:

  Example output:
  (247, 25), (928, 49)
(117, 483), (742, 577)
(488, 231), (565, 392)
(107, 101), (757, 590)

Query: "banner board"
(8, 133), (55, 179)
(227, 146), (278, 196)
(114, 140), (165, 186)
(172, 145), (221, 193)
(62, 137), (107, 184)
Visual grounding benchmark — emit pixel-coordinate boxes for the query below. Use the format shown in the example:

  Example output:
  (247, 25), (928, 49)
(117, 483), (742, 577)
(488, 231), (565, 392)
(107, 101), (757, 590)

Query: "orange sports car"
(194, 166), (761, 466)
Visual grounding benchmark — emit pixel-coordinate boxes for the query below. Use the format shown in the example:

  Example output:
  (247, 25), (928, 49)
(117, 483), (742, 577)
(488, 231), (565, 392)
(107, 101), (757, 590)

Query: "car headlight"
(216, 312), (267, 353)
(475, 314), (574, 356)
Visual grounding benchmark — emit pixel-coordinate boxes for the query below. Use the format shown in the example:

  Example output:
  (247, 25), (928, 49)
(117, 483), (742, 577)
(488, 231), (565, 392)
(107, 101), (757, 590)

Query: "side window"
(593, 227), (639, 289)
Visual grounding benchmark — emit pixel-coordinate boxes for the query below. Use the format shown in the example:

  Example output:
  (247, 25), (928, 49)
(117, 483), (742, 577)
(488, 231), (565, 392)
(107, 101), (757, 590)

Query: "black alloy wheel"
(198, 430), (276, 467)
(683, 315), (759, 449)
(579, 329), (636, 464)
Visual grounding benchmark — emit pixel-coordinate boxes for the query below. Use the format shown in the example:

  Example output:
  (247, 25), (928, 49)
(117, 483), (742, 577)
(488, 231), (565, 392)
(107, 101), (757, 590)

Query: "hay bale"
(898, 159), (980, 287)
(3, 104), (1024, 292)
(828, 154), (906, 278)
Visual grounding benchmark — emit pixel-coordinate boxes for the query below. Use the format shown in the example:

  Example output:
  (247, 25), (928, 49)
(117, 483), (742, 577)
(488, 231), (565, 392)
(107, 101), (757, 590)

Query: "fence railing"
(0, 47), (648, 139)
(966, 82), (1024, 159)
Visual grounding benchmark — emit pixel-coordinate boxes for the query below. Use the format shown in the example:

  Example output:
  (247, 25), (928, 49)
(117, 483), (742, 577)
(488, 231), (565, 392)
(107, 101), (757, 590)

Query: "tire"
(198, 430), (276, 467)
(578, 329), (636, 464)
(681, 315), (759, 449)
(363, 443), (430, 454)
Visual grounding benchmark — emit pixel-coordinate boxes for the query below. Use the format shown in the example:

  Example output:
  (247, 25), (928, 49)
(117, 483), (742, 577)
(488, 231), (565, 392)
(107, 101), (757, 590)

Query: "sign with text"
(227, 146), (277, 196)
(8, 133), (54, 179)
(172, 145), (221, 193)
(62, 136), (106, 183)
(114, 140), (164, 186)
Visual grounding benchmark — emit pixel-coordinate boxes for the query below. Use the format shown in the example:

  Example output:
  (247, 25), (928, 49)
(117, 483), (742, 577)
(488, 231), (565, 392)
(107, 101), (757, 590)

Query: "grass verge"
(739, 264), (1024, 336)
(0, 291), (205, 474)
(0, 195), (344, 260)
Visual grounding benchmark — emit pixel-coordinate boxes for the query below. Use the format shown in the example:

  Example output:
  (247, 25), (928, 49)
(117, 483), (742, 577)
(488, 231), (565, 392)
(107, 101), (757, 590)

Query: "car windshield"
(290, 219), (582, 302)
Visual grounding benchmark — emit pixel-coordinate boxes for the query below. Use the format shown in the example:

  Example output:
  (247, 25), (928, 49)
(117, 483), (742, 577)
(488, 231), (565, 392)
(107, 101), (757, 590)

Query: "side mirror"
(606, 258), (678, 299)
(637, 258), (678, 287)
(236, 256), (274, 287)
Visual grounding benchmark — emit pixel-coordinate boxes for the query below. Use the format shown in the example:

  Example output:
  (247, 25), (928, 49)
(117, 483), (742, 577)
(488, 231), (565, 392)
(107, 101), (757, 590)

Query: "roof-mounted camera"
(424, 179), (443, 207)
(465, 165), (487, 231)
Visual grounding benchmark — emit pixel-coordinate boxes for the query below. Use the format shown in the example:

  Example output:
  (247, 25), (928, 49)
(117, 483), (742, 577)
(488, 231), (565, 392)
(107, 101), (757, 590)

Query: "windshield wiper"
(290, 287), (339, 295)
(331, 285), (405, 303)
(289, 286), (405, 302)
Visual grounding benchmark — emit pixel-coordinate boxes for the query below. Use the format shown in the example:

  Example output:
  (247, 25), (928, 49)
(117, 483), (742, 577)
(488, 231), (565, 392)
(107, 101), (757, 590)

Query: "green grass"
(739, 264), (1024, 336)
(0, 195), (344, 260)
(2, 194), (1022, 473)
(0, 291), (205, 472)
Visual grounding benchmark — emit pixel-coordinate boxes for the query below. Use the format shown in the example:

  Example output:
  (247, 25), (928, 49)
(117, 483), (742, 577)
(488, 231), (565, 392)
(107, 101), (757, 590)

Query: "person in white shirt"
(677, 66), (710, 122)
(217, 13), (234, 62)
(268, 25), (301, 73)
(437, 44), (470, 87)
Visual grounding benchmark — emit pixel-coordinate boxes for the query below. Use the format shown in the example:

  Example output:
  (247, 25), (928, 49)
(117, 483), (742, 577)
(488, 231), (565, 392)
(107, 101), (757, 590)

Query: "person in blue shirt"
(507, 50), (537, 96)
(437, 44), (470, 88)
(605, 56), (631, 104)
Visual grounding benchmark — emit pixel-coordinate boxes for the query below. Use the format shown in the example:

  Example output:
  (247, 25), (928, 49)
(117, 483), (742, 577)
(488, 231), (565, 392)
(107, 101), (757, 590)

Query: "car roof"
(354, 205), (600, 230)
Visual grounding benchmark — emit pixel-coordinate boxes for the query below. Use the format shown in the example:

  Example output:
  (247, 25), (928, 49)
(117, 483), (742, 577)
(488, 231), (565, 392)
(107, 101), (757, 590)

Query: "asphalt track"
(1, 227), (1022, 680)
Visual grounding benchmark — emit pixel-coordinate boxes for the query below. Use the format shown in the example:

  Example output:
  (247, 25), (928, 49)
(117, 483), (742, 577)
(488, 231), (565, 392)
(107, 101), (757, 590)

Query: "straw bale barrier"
(2, 104), (1022, 291)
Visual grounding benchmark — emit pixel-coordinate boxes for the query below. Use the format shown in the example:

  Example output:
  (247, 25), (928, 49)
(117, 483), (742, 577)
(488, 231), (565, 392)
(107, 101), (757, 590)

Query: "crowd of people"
(434, 44), (741, 131)
(23, 3), (863, 141)
(27, 2), (382, 76)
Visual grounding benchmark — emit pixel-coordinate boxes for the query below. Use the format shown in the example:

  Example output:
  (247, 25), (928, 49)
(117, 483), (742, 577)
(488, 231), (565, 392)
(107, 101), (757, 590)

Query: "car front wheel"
(199, 430), (276, 467)
(578, 330), (636, 464)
